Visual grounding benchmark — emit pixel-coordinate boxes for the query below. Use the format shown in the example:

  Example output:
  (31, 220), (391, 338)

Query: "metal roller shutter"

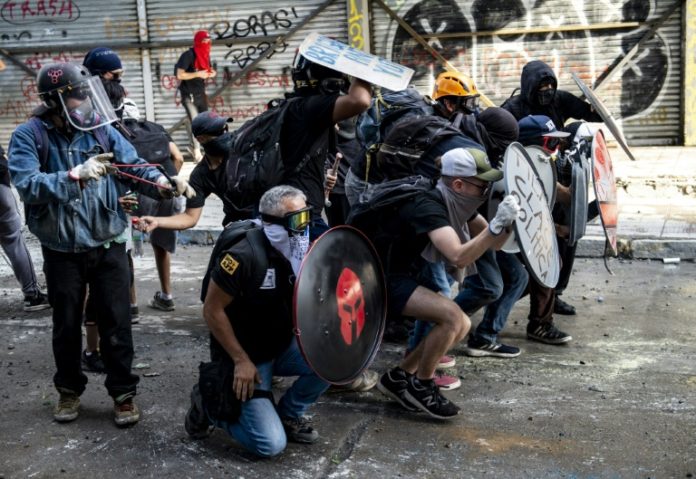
(0, 0), (144, 149)
(370, 0), (683, 146)
(143, 0), (348, 152)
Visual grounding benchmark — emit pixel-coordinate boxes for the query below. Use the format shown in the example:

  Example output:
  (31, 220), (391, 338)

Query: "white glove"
(68, 153), (113, 181)
(156, 175), (196, 199)
(489, 194), (520, 235)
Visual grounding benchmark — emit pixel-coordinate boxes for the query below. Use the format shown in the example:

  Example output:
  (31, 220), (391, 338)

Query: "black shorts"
(387, 271), (440, 320)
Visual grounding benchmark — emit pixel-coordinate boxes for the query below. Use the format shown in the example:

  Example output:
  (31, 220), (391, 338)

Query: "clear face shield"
(57, 76), (118, 131)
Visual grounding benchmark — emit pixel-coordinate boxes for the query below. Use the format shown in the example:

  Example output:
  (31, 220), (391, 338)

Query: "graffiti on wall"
(385, 0), (673, 122)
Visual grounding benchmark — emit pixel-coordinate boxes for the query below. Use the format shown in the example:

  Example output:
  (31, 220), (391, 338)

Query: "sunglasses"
(459, 177), (490, 197)
(262, 206), (312, 233)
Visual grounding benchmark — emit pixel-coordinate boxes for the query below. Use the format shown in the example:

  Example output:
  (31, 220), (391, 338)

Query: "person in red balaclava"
(176, 30), (217, 162)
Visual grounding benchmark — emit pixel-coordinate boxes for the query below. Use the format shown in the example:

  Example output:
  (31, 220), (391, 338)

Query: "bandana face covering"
(193, 31), (212, 72)
(537, 88), (555, 106)
(263, 224), (310, 275)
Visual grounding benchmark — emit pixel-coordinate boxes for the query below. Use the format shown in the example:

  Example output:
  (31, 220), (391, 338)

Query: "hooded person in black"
(501, 60), (601, 128)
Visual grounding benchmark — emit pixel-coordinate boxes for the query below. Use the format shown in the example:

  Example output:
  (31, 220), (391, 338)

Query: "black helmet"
(37, 62), (92, 108)
(291, 53), (347, 95)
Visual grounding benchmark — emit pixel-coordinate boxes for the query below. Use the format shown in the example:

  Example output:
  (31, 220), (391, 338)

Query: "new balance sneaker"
(185, 384), (213, 439)
(23, 292), (51, 312)
(280, 416), (319, 444)
(53, 389), (80, 423)
(114, 396), (140, 427)
(130, 305), (140, 324)
(438, 355), (456, 369)
(527, 321), (572, 345)
(377, 367), (419, 412)
(463, 337), (521, 358)
(554, 296), (577, 315)
(148, 292), (175, 311)
(82, 350), (106, 373)
(434, 372), (461, 391)
(403, 376), (461, 419)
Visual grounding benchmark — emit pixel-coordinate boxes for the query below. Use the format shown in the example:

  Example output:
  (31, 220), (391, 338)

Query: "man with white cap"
(353, 146), (520, 419)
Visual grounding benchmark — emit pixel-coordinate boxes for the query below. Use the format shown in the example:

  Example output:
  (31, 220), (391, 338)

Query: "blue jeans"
(454, 250), (528, 343)
(212, 338), (329, 458)
(407, 261), (452, 352)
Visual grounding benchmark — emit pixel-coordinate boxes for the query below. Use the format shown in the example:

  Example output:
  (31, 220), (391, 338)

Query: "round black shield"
(293, 226), (386, 384)
(504, 143), (560, 289)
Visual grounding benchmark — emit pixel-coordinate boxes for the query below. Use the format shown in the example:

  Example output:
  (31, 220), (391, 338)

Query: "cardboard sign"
(572, 72), (636, 162)
(504, 143), (560, 288)
(591, 130), (619, 255)
(299, 33), (414, 91)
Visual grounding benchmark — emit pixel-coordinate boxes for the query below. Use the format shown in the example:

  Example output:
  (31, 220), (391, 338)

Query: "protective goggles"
(457, 95), (480, 112)
(262, 206), (312, 233)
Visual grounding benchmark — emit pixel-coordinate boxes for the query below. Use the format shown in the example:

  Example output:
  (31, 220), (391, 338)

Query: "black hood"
(521, 60), (558, 106)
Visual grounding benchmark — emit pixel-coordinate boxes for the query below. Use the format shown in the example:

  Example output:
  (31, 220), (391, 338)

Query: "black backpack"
(225, 98), (325, 213)
(122, 120), (174, 175)
(376, 114), (462, 180)
(346, 175), (435, 231)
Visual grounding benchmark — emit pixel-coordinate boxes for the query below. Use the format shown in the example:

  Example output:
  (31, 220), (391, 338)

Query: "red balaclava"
(193, 30), (212, 72)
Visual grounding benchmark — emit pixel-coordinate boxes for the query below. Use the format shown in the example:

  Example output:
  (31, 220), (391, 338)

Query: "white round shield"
(503, 143), (560, 288)
(591, 130), (619, 255)
(524, 145), (557, 207)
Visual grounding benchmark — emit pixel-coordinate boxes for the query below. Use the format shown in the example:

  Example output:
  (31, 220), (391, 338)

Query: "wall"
(371, 0), (683, 146)
(0, 0), (686, 152)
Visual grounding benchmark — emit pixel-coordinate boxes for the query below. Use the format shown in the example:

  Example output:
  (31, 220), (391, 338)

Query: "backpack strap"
(92, 125), (111, 154)
(244, 227), (270, 290)
(28, 117), (49, 169)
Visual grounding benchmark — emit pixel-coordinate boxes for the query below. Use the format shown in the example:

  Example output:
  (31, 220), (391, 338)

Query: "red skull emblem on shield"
(336, 267), (365, 346)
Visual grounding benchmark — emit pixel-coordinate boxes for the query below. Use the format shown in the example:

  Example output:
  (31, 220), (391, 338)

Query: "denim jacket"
(8, 118), (165, 252)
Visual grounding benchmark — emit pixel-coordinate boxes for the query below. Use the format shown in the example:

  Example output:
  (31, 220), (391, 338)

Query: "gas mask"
(56, 76), (118, 131)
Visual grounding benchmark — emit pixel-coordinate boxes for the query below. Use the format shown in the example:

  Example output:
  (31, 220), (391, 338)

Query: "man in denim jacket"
(8, 62), (194, 427)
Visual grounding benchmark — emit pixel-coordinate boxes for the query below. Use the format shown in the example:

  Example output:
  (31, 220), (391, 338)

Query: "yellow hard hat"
(433, 71), (480, 100)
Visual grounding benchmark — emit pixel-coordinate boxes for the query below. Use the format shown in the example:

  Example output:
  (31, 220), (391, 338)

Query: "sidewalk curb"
(177, 229), (696, 260)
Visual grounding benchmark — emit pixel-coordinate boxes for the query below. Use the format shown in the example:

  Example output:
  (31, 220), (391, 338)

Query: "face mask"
(448, 185), (488, 217)
(202, 132), (232, 158)
(101, 78), (126, 110)
(263, 223), (310, 275)
(537, 88), (555, 106)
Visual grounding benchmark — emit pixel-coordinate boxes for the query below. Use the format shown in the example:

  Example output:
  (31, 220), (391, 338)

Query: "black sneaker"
(554, 296), (577, 315)
(527, 321), (572, 345)
(464, 336), (521, 358)
(130, 305), (140, 324)
(280, 416), (319, 444)
(185, 384), (213, 439)
(82, 350), (106, 373)
(376, 367), (419, 412)
(23, 292), (51, 312)
(403, 376), (461, 419)
(148, 292), (175, 311)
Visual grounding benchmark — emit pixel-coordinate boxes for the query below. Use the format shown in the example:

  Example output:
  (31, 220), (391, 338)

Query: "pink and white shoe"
(434, 372), (461, 391)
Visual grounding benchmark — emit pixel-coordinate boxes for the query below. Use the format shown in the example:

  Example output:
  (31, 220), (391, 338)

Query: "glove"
(68, 153), (113, 181)
(156, 175), (196, 199)
(489, 194), (520, 235)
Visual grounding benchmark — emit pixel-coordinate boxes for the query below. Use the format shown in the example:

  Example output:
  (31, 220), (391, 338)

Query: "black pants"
(43, 243), (138, 398)
(555, 236), (577, 296)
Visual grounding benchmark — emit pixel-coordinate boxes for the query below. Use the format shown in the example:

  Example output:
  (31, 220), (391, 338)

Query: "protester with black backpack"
(119, 98), (185, 312)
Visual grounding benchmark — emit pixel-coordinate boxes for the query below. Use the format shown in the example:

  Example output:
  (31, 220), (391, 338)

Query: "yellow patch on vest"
(220, 254), (239, 276)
